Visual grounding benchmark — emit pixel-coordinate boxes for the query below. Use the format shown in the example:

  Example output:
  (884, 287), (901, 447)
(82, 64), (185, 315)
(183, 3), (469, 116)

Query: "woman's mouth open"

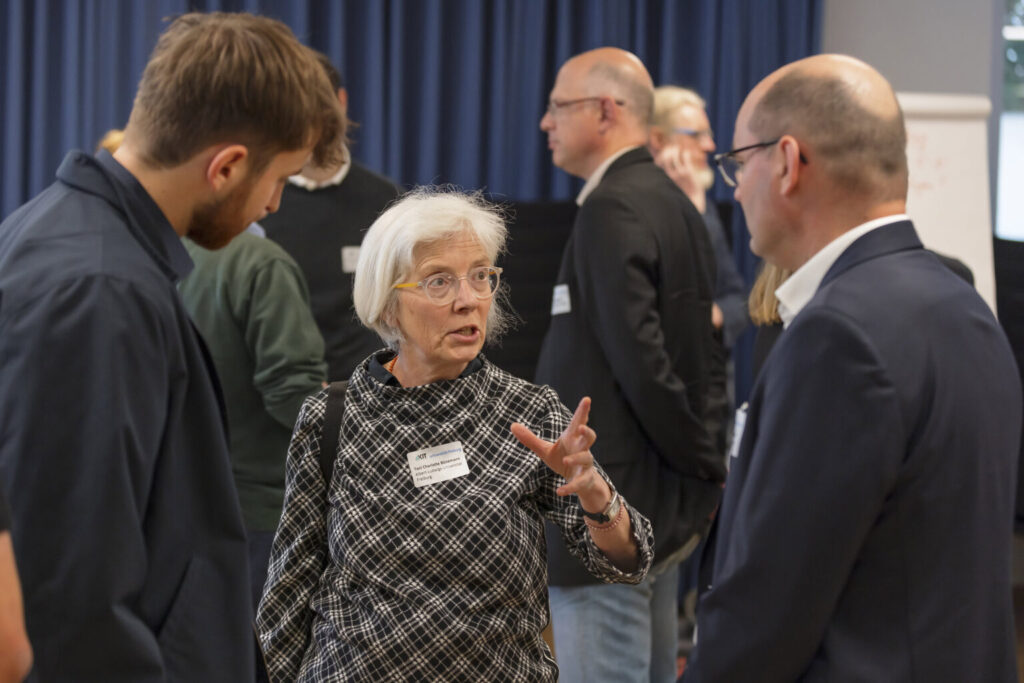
(449, 325), (481, 342)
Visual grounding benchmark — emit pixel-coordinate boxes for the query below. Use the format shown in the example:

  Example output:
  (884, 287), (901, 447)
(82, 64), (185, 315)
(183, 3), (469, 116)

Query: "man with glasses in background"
(650, 86), (750, 356)
(685, 55), (1021, 682)
(649, 86), (751, 462)
(647, 84), (752, 662)
(535, 47), (725, 682)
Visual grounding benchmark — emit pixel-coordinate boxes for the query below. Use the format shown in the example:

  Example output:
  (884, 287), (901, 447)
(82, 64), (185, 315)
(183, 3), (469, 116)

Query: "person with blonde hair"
(650, 85), (750, 347)
(94, 127), (124, 155)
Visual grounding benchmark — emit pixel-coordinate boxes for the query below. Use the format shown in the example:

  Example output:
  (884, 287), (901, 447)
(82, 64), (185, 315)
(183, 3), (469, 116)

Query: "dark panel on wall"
(486, 200), (576, 382)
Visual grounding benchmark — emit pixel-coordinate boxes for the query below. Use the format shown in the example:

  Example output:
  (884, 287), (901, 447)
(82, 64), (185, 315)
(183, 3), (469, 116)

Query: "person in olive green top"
(179, 227), (327, 614)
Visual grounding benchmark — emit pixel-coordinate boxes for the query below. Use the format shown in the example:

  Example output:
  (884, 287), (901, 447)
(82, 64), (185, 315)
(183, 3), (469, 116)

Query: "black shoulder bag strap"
(320, 380), (348, 490)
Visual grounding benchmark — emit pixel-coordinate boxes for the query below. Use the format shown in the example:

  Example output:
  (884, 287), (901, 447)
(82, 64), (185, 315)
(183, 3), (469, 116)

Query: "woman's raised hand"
(511, 397), (602, 498)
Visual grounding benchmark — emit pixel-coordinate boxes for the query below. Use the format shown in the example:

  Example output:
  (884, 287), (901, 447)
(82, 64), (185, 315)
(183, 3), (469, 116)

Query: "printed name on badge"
(407, 441), (470, 487)
(341, 246), (361, 274)
(551, 284), (571, 316)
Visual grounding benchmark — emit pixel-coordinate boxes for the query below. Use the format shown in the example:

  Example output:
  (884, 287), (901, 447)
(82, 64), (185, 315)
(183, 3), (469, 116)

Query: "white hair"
(353, 187), (511, 349)
(652, 85), (706, 131)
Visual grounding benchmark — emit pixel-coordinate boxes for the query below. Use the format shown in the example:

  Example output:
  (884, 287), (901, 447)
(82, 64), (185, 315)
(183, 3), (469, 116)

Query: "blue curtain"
(0, 0), (823, 398)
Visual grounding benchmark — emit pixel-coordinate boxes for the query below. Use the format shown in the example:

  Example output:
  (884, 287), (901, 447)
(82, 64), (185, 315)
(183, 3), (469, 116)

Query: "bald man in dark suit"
(687, 54), (1021, 682)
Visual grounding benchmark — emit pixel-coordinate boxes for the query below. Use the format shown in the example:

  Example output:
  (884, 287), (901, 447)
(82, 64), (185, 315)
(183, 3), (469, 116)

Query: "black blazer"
(535, 147), (726, 585)
(688, 221), (1021, 682)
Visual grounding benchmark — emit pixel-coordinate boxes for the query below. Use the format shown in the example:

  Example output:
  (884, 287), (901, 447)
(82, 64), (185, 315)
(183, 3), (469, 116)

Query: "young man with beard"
(0, 12), (344, 681)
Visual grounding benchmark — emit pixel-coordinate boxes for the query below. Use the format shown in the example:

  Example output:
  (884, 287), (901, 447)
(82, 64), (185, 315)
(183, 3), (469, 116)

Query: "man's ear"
(595, 96), (621, 134)
(205, 144), (249, 193)
(600, 96), (619, 122)
(777, 135), (803, 195)
(649, 127), (667, 153)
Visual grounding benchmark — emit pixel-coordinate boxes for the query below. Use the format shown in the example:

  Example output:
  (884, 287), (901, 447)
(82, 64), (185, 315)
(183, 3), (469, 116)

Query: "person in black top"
(262, 53), (403, 382)
(535, 48), (723, 683)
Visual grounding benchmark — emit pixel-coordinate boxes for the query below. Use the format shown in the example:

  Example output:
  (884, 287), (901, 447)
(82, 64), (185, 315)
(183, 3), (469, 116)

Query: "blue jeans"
(549, 563), (680, 683)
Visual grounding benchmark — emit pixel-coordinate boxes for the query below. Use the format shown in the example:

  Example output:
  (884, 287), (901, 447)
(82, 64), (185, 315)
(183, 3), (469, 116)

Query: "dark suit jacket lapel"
(598, 146), (653, 187)
(820, 220), (922, 289)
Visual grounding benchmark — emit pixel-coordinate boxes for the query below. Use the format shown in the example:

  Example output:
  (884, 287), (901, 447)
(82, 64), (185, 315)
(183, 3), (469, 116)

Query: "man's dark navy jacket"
(0, 151), (254, 681)
(688, 221), (1021, 682)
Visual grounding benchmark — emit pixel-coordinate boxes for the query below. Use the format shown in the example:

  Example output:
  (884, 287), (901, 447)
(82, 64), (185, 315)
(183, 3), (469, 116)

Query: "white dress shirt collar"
(575, 146), (640, 206)
(288, 146), (352, 191)
(776, 214), (910, 328)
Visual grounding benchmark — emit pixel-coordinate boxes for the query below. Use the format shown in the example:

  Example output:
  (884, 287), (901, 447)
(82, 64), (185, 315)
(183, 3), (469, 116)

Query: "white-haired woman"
(256, 189), (653, 682)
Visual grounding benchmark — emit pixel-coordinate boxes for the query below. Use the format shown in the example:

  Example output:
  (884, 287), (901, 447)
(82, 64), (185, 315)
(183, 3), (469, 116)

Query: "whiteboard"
(898, 92), (996, 312)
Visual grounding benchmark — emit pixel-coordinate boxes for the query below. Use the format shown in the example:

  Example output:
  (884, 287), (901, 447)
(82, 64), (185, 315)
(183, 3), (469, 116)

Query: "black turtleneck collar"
(367, 350), (484, 387)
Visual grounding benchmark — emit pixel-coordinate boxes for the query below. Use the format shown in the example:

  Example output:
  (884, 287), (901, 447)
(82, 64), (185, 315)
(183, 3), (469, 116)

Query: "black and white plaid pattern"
(257, 355), (654, 682)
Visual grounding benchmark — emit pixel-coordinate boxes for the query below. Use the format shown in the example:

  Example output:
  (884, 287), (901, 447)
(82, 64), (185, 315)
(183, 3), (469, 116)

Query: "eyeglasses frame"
(545, 96), (626, 117)
(713, 138), (808, 187)
(393, 266), (504, 304)
(671, 126), (714, 142)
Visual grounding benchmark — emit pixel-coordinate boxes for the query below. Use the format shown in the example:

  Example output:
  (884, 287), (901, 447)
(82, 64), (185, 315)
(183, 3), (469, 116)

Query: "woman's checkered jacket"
(256, 352), (654, 682)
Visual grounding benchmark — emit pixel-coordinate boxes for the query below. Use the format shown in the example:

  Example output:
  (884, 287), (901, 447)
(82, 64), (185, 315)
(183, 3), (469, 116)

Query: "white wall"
(823, 0), (994, 96)
(824, 0), (1003, 215)
(823, 0), (1002, 310)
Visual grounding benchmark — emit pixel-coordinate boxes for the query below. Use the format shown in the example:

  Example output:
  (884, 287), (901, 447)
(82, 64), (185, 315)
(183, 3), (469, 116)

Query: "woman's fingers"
(560, 398), (593, 451)
(514, 399), (597, 484)
(566, 396), (592, 434)
(561, 450), (593, 471)
(555, 454), (598, 496)
(510, 422), (548, 456)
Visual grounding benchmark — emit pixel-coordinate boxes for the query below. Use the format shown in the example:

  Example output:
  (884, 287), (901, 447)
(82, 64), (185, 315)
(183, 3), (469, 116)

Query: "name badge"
(407, 441), (470, 487)
(727, 402), (748, 469)
(551, 284), (571, 316)
(341, 246), (361, 274)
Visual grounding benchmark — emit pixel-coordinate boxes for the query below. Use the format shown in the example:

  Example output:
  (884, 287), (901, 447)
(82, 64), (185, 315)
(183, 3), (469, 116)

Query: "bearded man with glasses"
(649, 85), (753, 447)
(536, 47), (725, 683)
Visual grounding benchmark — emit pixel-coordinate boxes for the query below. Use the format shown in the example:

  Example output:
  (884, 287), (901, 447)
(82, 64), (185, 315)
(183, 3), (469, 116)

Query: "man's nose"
(266, 185), (284, 215)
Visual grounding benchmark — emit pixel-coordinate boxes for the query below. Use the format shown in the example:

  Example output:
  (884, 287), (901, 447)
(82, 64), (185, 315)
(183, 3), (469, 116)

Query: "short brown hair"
(126, 12), (345, 173)
(749, 70), (908, 202)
